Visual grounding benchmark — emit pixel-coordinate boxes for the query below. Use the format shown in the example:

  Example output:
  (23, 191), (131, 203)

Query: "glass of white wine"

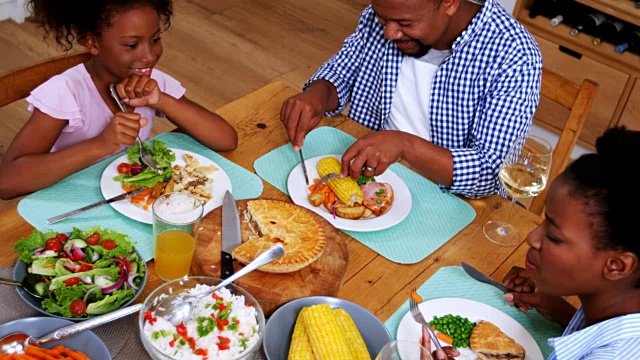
(483, 134), (552, 246)
(375, 340), (432, 360)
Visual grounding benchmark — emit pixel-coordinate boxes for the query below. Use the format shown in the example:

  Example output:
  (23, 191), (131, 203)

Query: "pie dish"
(232, 200), (326, 273)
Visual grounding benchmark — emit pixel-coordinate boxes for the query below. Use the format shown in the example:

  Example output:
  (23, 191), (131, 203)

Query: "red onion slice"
(34, 247), (46, 256)
(79, 276), (93, 285)
(63, 261), (79, 272)
(83, 286), (101, 303)
(126, 273), (138, 291)
(101, 268), (128, 293)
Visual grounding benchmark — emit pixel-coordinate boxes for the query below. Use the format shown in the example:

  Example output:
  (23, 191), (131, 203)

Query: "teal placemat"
(253, 126), (476, 264)
(18, 133), (263, 261)
(384, 266), (564, 358)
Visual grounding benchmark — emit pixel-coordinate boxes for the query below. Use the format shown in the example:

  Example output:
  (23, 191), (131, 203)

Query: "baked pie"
(232, 200), (326, 273)
(470, 320), (526, 360)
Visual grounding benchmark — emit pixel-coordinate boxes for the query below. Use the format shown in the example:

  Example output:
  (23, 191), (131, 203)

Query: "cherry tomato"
(70, 300), (87, 316)
(78, 264), (93, 272)
(117, 162), (132, 175)
(117, 258), (131, 273)
(101, 240), (116, 250)
(86, 233), (100, 245)
(45, 238), (62, 252)
(63, 277), (80, 287)
(55, 233), (69, 242)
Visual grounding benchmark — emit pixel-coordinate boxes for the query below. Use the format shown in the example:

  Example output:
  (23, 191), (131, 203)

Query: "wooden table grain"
(0, 80), (543, 323)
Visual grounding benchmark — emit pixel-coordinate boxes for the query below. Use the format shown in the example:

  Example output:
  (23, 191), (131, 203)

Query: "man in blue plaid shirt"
(281, 0), (542, 198)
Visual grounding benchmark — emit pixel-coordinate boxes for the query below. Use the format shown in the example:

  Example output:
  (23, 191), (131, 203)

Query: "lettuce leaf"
(14, 229), (58, 263)
(86, 288), (135, 315)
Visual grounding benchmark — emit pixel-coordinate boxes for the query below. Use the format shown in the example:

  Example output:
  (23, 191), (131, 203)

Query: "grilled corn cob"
(301, 304), (351, 359)
(288, 311), (314, 360)
(317, 157), (363, 206)
(333, 308), (370, 359)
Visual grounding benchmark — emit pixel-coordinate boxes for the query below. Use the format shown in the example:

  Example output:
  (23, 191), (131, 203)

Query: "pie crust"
(231, 200), (327, 273)
(470, 320), (525, 359)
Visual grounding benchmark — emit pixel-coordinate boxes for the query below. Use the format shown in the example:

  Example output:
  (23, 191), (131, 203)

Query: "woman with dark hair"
(503, 126), (640, 359)
(0, 0), (237, 199)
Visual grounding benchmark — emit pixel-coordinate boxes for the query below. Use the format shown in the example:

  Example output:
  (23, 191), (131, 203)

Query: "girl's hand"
(116, 75), (162, 107)
(502, 266), (536, 313)
(96, 112), (148, 155)
(503, 292), (576, 327)
(421, 326), (459, 360)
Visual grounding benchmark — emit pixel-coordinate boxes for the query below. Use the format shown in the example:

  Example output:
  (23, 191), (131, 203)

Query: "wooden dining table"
(0, 80), (546, 326)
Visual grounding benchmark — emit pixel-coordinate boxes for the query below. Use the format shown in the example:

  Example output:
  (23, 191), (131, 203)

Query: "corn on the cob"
(288, 310), (314, 360)
(301, 304), (352, 360)
(317, 157), (363, 206)
(333, 308), (370, 360)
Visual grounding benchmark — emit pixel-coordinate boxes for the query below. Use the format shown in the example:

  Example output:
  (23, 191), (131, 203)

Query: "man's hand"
(96, 112), (148, 155)
(421, 326), (460, 360)
(280, 80), (338, 151)
(341, 131), (407, 179)
(116, 75), (162, 108)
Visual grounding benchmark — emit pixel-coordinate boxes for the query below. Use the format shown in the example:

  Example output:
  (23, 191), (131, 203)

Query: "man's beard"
(396, 39), (431, 58)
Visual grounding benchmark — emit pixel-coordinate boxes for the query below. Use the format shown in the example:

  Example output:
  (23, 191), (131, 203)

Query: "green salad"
(14, 226), (145, 318)
(112, 140), (175, 188)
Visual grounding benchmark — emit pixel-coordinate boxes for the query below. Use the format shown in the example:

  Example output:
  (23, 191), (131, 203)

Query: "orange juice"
(154, 229), (196, 281)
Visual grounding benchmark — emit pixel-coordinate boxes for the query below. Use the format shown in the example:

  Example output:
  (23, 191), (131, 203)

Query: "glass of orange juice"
(152, 192), (204, 281)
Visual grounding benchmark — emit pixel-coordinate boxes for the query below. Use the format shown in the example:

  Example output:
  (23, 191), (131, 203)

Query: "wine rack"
(514, 0), (640, 148)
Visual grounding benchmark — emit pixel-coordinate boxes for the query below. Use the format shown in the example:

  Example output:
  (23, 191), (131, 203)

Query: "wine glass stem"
(501, 196), (518, 231)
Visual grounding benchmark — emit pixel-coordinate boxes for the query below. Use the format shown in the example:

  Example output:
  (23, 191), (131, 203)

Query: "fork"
(109, 84), (162, 174)
(315, 172), (339, 187)
(409, 287), (445, 354)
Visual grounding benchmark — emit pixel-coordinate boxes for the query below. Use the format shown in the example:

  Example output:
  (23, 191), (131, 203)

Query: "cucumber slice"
(68, 239), (88, 249)
(94, 276), (115, 288)
(130, 262), (138, 274)
(34, 282), (47, 296)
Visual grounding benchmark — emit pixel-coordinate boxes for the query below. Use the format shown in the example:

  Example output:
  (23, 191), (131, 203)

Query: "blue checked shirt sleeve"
(305, 8), (375, 116)
(448, 59), (541, 198)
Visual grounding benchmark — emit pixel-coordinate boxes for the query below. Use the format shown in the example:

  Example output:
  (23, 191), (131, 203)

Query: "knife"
(461, 262), (515, 293)
(47, 187), (148, 224)
(299, 147), (309, 185)
(221, 190), (242, 280)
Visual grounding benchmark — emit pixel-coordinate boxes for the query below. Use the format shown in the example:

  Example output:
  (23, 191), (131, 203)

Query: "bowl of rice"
(138, 276), (265, 360)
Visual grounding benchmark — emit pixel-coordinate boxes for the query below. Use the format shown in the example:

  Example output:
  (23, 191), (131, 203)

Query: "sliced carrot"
(77, 261), (96, 267)
(430, 326), (454, 344)
(143, 205), (149, 211)
(42, 263), (55, 268)
(313, 178), (320, 184)
(328, 192), (335, 205)
(410, 290), (422, 303)
(308, 184), (316, 192)
(146, 196), (155, 205)
(25, 345), (56, 360)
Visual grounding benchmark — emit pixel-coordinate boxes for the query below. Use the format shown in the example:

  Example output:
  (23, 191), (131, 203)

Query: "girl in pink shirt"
(0, 0), (238, 199)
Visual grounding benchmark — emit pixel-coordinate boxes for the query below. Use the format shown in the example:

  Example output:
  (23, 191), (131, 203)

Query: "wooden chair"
(528, 68), (598, 216)
(0, 52), (91, 107)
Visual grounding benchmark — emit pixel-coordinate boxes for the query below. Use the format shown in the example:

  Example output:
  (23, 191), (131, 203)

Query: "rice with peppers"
(143, 285), (260, 359)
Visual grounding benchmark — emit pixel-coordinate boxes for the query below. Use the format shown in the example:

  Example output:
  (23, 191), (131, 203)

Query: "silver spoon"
(0, 303), (142, 355)
(154, 244), (285, 326)
(0, 277), (43, 299)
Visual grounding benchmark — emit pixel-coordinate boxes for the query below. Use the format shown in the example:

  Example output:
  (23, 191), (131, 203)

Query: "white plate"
(100, 148), (232, 224)
(397, 298), (543, 360)
(287, 154), (412, 232)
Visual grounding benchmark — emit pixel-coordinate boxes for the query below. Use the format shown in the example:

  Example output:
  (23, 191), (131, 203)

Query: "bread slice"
(470, 321), (525, 360)
(232, 200), (326, 273)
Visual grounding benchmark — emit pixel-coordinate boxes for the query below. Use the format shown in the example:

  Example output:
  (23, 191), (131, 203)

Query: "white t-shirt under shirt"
(385, 49), (451, 141)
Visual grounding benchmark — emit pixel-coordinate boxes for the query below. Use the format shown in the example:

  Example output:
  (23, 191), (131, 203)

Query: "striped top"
(547, 307), (640, 359)
(306, 0), (542, 198)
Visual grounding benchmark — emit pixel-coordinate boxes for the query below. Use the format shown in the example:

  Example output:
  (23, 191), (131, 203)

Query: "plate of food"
(0, 317), (111, 359)
(13, 226), (147, 321)
(287, 154), (412, 232)
(263, 296), (392, 360)
(397, 298), (543, 360)
(100, 140), (232, 224)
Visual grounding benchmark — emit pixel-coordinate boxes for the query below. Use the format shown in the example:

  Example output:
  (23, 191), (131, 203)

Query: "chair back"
(528, 68), (598, 216)
(0, 52), (91, 107)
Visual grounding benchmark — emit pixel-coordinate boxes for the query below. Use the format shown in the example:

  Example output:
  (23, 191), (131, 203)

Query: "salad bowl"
(12, 226), (147, 321)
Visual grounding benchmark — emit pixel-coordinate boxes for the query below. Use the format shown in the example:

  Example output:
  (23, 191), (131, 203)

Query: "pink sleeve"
(152, 69), (186, 118)
(26, 75), (84, 132)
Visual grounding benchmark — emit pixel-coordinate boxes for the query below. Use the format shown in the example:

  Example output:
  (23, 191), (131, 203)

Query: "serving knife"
(46, 187), (147, 224)
(221, 190), (242, 280)
(461, 262), (515, 293)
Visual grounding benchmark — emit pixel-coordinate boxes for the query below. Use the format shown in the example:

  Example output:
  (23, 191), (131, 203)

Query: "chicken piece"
(360, 182), (394, 216)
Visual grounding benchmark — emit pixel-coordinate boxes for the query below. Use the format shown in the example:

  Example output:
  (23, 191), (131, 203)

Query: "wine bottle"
(570, 12), (606, 37)
(615, 29), (640, 54)
(592, 19), (625, 45)
(548, 0), (572, 27)
(529, 0), (553, 19)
